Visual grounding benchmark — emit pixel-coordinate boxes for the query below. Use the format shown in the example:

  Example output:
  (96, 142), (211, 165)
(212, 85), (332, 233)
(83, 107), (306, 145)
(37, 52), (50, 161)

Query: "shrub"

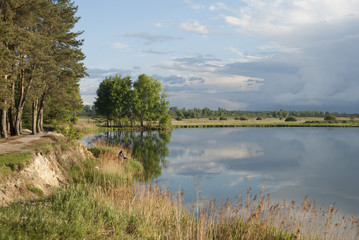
(26, 184), (44, 196)
(176, 117), (183, 121)
(256, 117), (263, 120)
(285, 116), (297, 122)
(240, 116), (249, 121)
(324, 115), (337, 121)
(219, 117), (227, 120)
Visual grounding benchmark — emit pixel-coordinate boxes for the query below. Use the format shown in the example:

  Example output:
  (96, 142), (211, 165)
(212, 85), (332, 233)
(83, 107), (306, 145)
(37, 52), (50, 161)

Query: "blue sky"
(74, 0), (359, 112)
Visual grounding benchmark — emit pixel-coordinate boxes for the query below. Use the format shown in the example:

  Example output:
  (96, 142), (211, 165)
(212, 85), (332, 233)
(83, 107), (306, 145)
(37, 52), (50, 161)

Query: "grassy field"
(1, 139), (358, 239)
(171, 117), (359, 128)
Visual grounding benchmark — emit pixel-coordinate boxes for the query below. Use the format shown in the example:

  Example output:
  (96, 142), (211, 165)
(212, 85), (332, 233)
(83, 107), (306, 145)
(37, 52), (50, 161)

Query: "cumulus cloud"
(179, 20), (209, 34)
(209, 0), (359, 112)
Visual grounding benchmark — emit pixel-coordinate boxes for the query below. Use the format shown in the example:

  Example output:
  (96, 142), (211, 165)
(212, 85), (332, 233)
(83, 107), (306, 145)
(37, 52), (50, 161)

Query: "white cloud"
(184, 0), (203, 10)
(222, 0), (359, 36)
(179, 20), (209, 34)
(209, 2), (231, 11)
(112, 42), (130, 50)
(229, 47), (264, 62)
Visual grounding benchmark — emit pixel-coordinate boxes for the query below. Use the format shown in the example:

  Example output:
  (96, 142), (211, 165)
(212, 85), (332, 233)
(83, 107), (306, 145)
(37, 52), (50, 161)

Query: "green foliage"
(256, 117), (263, 120)
(169, 107), (356, 120)
(94, 74), (171, 129)
(240, 116), (249, 120)
(0, 152), (32, 174)
(219, 116), (228, 120)
(26, 184), (44, 196)
(324, 115), (337, 121)
(0, 0), (86, 137)
(87, 146), (114, 158)
(285, 116), (298, 122)
(57, 122), (82, 141)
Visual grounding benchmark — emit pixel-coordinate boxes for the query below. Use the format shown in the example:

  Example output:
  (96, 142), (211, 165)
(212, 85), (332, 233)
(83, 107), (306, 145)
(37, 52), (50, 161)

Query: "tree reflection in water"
(91, 131), (171, 181)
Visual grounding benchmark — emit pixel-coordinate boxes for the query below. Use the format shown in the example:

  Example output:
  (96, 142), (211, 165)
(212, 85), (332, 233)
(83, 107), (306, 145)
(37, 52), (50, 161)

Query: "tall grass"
(1, 141), (358, 239)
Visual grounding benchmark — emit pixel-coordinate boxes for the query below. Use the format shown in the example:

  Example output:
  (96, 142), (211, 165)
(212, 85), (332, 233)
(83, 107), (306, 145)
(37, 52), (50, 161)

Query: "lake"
(82, 127), (359, 217)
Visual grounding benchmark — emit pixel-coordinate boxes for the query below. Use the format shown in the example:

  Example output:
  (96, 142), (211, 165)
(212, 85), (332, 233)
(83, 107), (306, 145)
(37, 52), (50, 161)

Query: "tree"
(110, 75), (133, 126)
(94, 77), (115, 126)
(94, 74), (171, 129)
(133, 74), (169, 128)
(0, 0), (86, 137)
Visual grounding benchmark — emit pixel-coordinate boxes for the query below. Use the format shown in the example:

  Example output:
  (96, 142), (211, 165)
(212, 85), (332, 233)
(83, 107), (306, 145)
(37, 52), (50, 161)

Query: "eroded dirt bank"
(0, 133), (91, 206)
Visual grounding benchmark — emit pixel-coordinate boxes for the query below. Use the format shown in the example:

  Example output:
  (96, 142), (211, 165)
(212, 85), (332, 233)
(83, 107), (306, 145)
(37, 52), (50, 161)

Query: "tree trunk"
(32, 99), (38, 135)
(14, 67), (34, 135)
(9, 81), (16, 135)
(37, 108), (44, 132)
(1, 106), (7, 138)
(37, 90), (46, 133)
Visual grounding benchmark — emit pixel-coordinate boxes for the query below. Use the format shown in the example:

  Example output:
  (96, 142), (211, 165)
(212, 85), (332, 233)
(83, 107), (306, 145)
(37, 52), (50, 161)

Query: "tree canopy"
(0, 0), (86, 138)
(94, 74), (171, 129)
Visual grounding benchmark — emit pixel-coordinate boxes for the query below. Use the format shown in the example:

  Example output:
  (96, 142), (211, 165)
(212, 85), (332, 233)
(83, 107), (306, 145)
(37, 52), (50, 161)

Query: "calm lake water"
(82, 127), (359, 217)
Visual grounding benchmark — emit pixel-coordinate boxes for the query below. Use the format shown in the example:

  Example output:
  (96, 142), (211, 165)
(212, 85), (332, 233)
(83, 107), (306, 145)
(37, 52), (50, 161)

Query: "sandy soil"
(0, 130), (52, 155)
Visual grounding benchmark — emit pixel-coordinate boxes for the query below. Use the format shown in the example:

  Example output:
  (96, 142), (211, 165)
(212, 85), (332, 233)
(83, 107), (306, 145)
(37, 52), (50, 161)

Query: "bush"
(256, 117), (263, 120)
(176, 117), (183, 121)
(209, 117), (218, 120)
(219, 117), (227, 120)
(285, 116), (297, 122)
(324, 115), (337, 121)
(240, 116), (249, 121)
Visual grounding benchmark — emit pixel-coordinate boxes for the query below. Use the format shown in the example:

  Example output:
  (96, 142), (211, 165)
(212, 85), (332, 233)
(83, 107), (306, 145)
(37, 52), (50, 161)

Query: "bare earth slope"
(0, 132), (91, 206)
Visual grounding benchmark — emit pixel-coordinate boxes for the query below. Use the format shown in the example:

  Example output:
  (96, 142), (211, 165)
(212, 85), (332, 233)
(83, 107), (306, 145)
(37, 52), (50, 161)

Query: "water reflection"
(83, 131), (171, 181)
(158, 128), (359, 217)
(83, 128), (359, 217)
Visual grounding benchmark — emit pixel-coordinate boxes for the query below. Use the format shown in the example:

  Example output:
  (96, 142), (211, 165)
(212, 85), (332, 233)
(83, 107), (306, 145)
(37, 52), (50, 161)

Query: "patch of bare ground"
(0, 130), (61, 155)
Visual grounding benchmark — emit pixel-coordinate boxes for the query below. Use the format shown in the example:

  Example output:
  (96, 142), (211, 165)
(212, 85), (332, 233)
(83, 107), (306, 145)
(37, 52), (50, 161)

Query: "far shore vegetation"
(80, 105), (359, 131)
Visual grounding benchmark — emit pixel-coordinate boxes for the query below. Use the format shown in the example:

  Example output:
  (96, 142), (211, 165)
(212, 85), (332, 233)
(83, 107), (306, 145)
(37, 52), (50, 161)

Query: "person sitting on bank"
(118, 150), (128, 160)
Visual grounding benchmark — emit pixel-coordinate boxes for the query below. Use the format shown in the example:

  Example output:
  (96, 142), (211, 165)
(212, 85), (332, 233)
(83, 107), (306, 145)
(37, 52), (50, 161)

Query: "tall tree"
(0, 0), (86, 137)
(94, 77), (115, 126)
(110, 75), (132, 126)
(133, 74), (163, 128)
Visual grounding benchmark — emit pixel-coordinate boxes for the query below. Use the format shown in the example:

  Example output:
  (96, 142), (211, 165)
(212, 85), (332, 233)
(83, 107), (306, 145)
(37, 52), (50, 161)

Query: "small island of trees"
(94, 74), (171, 130)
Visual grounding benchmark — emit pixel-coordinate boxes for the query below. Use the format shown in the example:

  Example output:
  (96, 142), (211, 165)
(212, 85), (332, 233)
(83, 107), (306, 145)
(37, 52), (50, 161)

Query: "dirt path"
(0, 131), (52, 155)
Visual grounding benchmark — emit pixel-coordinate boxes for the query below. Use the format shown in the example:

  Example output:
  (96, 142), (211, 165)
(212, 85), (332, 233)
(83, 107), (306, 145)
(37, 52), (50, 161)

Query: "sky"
(74, 0), (359, 112)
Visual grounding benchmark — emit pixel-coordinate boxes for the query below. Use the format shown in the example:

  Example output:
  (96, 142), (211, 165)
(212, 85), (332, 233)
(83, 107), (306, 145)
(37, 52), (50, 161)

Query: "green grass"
(0, 152), (33, 178)
(26, 184), (44, 196)
(0, 186), (126, 240)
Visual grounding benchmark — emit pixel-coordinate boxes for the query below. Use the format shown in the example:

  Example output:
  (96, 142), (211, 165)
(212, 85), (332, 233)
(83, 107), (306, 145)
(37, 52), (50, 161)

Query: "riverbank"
(77, 116), (359, 132)
(171, 117), (359, 128)
(1, 134), (358, 239)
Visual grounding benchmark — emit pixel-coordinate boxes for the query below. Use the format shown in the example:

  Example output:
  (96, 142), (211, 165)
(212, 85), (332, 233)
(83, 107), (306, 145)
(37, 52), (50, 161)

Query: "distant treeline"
(168, 107), (359, 120)
(0, 0), (86, 138)
(83, 105), (358, 121)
